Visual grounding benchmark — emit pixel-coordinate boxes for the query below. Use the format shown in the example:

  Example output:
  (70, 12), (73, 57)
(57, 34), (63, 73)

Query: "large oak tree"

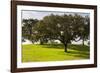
(22, 14), (89, 52)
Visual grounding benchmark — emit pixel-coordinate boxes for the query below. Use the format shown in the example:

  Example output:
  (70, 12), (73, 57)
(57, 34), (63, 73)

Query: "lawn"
(22, 44), (90, 62)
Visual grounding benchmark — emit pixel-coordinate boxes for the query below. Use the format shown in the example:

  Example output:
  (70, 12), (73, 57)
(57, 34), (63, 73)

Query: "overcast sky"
(22, 10), (90, 20)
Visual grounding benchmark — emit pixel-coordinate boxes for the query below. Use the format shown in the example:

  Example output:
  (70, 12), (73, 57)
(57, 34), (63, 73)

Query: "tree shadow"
(67, 50), (90, 59)
(40, 44), (90, 59)
(67, 45), (90, 59)
(68, 44), (90, 52)
(42, 44), (64, 49)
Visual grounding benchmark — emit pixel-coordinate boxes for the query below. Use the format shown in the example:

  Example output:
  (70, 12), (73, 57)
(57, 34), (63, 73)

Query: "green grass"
(22, 44), (90, 62)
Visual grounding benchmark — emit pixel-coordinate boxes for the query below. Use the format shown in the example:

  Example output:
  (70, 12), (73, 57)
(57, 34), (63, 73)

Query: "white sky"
(22, 10), (89, 20)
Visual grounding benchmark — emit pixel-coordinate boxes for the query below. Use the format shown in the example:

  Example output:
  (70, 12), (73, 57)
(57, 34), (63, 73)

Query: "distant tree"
(32, 20), (48, 44)
(73, 15), (90, 45)
(81, 16), (90, 45)
(22, 19), (38, 41)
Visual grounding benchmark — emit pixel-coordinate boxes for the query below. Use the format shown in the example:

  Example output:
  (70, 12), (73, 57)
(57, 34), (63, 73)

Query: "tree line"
(22, 14), (90, 52)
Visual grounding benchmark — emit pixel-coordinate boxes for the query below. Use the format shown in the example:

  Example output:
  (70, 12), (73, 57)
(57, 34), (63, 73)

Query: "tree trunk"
(29, 29), (32, 40)
(64, 44), (68, 52)
(40, 41), (43, 45)
(40, 38), (44, 45)
(82, 38), (84, 46)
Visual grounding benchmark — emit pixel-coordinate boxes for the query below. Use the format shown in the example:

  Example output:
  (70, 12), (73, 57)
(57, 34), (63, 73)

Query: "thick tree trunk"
(59, 39), (68, 52)
(40, 41), (43, 45)
(82, 38), (84, 46)
(64, 44), (68, 52)
(40, 38), (44, 45)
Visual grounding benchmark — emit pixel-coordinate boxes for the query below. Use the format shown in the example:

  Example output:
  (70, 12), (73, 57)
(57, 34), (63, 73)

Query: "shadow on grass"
(42, 44), (90, 59)
(41, 44), (64, 49)
(68, 44), (90, 52)
(67, 50), (89, 59)
(42, 44), (89, 51)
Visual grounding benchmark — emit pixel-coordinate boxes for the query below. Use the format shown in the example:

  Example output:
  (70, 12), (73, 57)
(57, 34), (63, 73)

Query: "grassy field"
(22, 44), (90, 62)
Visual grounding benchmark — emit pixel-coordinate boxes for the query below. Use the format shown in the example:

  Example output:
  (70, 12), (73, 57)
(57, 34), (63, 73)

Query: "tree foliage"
(22, 14), (90, 52)
(22, 19), (38, 41)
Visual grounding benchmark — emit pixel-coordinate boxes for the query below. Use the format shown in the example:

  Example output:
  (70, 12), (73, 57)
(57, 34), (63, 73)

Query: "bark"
(64, 44), (68, 52)
(29, 28), (32, 40)
(82, 38), (84, 46)
(40, 38), (44, 45)
(40, 41), (43, 45)
(82, 35), (85, 46)
(59, 39), (68, 52)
